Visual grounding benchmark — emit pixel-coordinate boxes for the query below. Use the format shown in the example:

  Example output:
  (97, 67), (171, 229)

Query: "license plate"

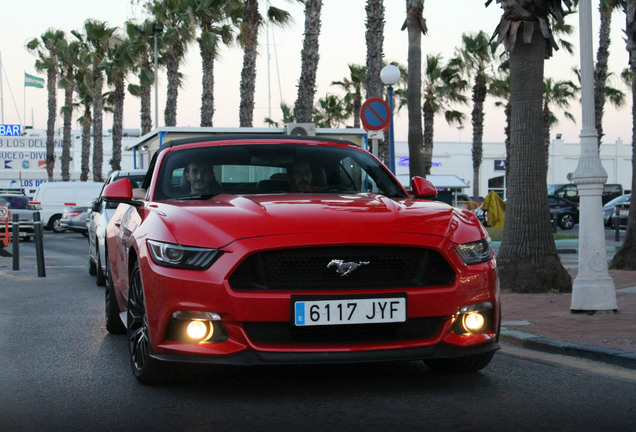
(293, 297), (406, 327)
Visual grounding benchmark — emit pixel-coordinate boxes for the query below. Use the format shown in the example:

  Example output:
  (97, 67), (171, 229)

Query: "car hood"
(146, 193), (484, 248)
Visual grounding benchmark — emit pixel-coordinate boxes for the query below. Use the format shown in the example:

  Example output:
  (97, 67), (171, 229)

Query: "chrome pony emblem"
(327, 259), (370, 277)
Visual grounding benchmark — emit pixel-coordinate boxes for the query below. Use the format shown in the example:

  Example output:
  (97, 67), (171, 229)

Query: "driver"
(185, 161), (217, 194)
(288, 159), (314, 192)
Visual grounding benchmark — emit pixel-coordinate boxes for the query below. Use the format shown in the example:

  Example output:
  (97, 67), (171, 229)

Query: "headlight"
(147, 240), (221, 270)
(454, 238), (493, 265)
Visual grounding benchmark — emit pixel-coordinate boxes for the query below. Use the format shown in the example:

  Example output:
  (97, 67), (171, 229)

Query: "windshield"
(154, 143), (407, 201)
(604, 194), (631, 207)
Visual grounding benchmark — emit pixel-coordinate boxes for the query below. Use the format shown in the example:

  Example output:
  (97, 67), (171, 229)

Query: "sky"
(0, 0), (632, 145)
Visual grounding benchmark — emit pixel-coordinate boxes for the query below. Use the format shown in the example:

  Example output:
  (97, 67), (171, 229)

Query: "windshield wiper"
(175, 193), (218, 201)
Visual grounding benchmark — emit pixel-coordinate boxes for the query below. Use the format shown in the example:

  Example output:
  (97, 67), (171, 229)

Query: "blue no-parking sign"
(360, 98), (391, 131)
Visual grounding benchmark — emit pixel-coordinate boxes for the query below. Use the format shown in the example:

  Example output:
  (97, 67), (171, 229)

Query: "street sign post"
(360, 97), (391, 131)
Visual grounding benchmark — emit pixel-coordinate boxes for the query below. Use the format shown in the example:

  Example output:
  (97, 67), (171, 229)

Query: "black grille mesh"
(229, 246), (455, 291)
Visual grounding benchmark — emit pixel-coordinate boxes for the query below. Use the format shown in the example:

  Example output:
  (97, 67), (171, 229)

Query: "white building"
(393, 137), (633, 199)
(0, 128), (138, 194)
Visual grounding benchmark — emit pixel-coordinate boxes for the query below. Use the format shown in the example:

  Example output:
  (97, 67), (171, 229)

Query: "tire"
(424, 351), (496, 373)
(105, 257), (126, 335)
(50, 215), (66, 233)
(95, 249), (106, 286)
(127, 261), (170, 385)
(558, 213), (575, 230)
(89, 256), (97, 276)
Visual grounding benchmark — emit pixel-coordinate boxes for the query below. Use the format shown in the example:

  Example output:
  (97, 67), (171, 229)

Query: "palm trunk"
(295, 0), (322, 123)
(92, 70), (104, 183)
(141, 55), (153, 134)
(497, 28), (571, 293)
(80, 106), (92, 182)
(405, 1), (425, 177)
(46, 67), (57, 182)
(365, 0), (387, 163)
(239, 0), (259, 127)
(594, 9), (612, 148)
(610, 0), (636, 269)
(164, 55), (179, 127)
(471, 72), (486, 202)
(111, 79), (125, 172)
(422, 94), (434, 174)
(200, 40), (216, 127)
(61, 77), (74, 181)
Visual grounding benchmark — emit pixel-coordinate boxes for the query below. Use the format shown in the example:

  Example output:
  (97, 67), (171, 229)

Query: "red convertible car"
(103, 135), (500, 384)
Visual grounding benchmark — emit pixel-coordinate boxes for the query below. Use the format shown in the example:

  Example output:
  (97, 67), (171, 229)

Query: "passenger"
(288, 159), (314, 192)
(184, 161), (219, 194)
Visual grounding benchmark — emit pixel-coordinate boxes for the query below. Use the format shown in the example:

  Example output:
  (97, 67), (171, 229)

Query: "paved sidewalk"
(499, 236), (636, 370)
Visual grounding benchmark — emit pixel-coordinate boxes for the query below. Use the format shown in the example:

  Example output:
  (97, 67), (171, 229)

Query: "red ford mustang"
(103, 135), (500, 384)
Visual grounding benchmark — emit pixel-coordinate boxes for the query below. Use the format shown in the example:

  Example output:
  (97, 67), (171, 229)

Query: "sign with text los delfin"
(0, 125), (21, 136)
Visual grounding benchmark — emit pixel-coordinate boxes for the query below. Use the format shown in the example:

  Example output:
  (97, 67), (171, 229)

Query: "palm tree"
(26, 29), (66, 182)
(264, 102), (294, 127)
(152, 0), (195, 127)
(331, 64), (366, 128)
(422, 54), (468, 174)
(295, 0), (323, 123)
(313, 94), (348, 128)
(103, 31), (133, 172)
(73, 44), (95, 182)
(486, 0), (573, 293)
(610, 0), (636, 269)
(126, 19), (159, 135)
(56, 37), (82, 181)
(488, 60), (511, 166)
(594, 0), (624, 147)
(193, 0), (240, 127)
(365, 0), (384, 101)
(75, 20), (118, 182)
(456, 30), (500, 201)
(238, 0), (298, 127)
(542, 77), (578, 167)
(401, 0), (427, 178)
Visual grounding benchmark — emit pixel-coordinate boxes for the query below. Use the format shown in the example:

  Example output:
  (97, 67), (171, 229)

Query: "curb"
(501, 328), (636, 370)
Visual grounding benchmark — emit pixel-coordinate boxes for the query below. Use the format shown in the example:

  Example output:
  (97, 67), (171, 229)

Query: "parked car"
(0, 194), (36, 246)
(549, 196), (579, 230)
(474, 195), (578, 230)
(60, 206), (90, 236)
(31, 182), (104, 232)
(88, 169), (147, 286)
(609, 200), (630, 229)
(603, 193), (630, 227)
(102, 135), (500, 384)
(547, 183), (623, 205)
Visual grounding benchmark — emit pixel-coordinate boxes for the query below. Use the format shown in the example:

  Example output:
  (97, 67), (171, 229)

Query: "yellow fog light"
(463, 312), (485, 332)
(187, 320), (210, 340)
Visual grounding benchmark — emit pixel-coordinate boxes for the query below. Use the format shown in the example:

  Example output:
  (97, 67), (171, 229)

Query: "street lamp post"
(153, 22), (163, 130)
(570, 0), (617, 312)
(381, 65), (401, 173)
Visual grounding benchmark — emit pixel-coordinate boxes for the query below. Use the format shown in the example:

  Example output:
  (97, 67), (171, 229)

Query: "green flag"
(25, 72), (45, 88)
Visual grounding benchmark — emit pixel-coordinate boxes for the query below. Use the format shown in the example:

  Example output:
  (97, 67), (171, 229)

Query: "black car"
(549, 196), (579, 230)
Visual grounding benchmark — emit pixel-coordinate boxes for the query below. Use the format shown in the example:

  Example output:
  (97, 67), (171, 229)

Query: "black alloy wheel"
(558, 213), (576, 230)
(127, 261), (169, 384)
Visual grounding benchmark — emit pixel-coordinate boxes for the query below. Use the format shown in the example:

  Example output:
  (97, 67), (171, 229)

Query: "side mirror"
(91, 200), (100, 212)
(410, 176), (437, 199)
(102, 178), (134, 202)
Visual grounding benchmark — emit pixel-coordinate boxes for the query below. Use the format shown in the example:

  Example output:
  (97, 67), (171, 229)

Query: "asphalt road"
(1, 231), (636, 431)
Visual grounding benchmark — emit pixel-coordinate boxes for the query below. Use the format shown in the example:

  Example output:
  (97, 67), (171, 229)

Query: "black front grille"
(229, 246), (455, 291)
(243, 317), (445, 345)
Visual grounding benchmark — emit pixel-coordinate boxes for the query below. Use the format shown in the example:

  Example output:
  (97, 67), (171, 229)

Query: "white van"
(31, 182), (104, 232)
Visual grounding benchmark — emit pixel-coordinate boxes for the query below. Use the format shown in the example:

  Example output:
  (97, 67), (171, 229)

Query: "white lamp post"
(570, 0), (617, 312)
(381, 64), (401, 173)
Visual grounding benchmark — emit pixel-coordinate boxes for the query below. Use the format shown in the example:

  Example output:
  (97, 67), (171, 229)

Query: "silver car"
(603, 193), (630, 227)
(88, 169), (147, 285)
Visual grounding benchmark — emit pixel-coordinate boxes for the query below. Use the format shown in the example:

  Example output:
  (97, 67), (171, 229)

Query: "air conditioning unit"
(286, 123), (316, 136)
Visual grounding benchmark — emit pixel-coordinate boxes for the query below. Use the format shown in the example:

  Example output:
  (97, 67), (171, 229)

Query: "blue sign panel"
(494, 160), (506, 171)
(0, 125), (21, 136)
